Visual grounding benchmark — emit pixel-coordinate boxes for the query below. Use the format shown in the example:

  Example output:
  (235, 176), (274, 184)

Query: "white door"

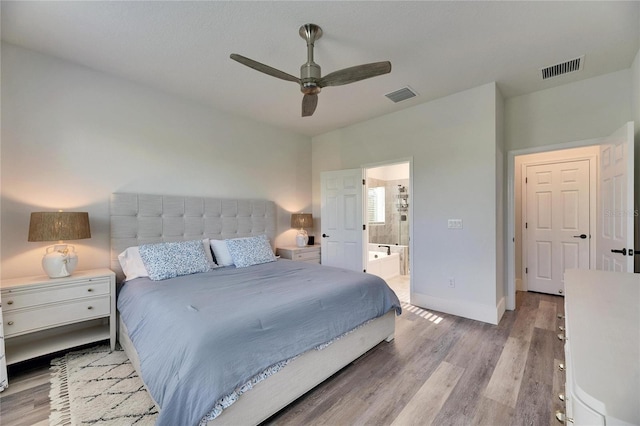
(320, 169), (364, 272)
(526, 160), (590, 295)
(597, 122), (635, 272)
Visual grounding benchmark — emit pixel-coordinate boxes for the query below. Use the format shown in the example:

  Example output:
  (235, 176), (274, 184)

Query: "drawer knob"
(558, 393), (565, 401)
(87, 288), (93, 292)
(7, 321), (14, 326)
(557, 314), (565, 319)
(558, 363), (565, 371)
(555, 411), (574, 423)
(558, 325), (565, 332)
(557, 333), (565, 341)
(7, 300), (13, 305)
(87, 306), (93, 310)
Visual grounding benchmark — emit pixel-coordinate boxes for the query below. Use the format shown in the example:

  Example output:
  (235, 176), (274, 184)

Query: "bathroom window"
(368, 187), (385, 224)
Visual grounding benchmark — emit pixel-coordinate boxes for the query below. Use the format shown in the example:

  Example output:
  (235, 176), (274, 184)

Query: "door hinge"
(363, 269), (366, 273)
(525, 177), (528, 184)
(363, 224), (366, 231)
(362, 179), (366, 185)
(525, 222), (528, 229)
(525, 267), (528, 274)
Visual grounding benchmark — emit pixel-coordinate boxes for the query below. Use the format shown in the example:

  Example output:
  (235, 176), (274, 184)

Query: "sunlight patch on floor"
(401, 301), (444, 324)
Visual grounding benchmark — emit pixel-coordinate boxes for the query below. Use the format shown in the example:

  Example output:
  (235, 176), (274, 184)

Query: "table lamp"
(28, 211), (91, 278)
(291, 213), (312, 247)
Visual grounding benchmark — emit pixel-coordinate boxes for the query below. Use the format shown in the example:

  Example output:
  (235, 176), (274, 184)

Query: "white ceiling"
(2, 1), (638, 137)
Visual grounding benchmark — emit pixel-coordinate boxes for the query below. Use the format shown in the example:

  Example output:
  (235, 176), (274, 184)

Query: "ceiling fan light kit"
(230, 23), (391, 117)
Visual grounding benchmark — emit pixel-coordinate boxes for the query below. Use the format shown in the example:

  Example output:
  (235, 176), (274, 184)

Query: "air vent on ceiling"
(540, 55), (584, 80)
(385, 86), (418, 103)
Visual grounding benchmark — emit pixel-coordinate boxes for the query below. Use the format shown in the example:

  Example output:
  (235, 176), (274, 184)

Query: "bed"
(110, 193), (400, 425)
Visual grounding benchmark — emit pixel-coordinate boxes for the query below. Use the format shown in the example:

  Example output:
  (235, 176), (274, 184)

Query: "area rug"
(49, 345), (157, 425)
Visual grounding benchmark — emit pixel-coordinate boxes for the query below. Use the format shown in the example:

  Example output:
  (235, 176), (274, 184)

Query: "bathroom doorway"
(364, 160), (411, 303)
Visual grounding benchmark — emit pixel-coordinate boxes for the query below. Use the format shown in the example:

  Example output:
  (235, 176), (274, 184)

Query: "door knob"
(573, 234), (587, 239)
(611, 248), (627, 255)
(322, 233), (330, 238)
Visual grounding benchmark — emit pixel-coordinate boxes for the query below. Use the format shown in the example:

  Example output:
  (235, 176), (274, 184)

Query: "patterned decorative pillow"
(225, 235), (276, 268)
(138, 240), (211, 281)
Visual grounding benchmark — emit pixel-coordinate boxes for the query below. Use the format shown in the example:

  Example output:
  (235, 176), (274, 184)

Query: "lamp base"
(295, 230), (308, 248)
(42, 244), (78, 278)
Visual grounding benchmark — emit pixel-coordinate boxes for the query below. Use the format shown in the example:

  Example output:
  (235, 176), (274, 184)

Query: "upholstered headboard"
(110, 193), (277, 282)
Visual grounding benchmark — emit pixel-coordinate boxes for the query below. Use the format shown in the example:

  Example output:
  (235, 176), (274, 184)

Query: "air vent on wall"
(540, 55), (584, 80)
(385, 86), (418, 103)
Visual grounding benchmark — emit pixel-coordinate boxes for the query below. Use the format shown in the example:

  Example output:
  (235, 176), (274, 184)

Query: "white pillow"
(225, 234), (276, 268)
(210, 239), (234, 266)
(118, 246), (149, 281)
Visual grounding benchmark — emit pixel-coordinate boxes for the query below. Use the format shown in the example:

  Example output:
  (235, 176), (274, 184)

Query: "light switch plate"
(447, 219), (463, 229)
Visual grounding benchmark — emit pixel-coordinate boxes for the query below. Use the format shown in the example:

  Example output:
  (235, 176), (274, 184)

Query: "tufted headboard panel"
(110, 193), (277, 282)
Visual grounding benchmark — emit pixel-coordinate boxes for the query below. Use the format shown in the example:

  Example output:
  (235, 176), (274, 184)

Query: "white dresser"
(0, 268), (116, 367)
(276, 245), (321, 264)
(0, 296), (7, 391)
(560, 269), (639, 425)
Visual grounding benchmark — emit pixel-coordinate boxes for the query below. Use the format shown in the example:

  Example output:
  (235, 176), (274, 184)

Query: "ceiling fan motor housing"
(301, 62), (321, 94)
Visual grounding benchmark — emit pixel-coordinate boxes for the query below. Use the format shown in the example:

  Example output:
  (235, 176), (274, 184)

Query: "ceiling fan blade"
(302, 93), (318, 117)
(230, 53), (300, 84)
(318, 61), (391, 87)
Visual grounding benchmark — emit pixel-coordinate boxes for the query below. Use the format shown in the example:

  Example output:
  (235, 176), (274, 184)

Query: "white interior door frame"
(520, 155), (597, 292)
(362, 157), (414, 291)
(507, 137), (601, 310)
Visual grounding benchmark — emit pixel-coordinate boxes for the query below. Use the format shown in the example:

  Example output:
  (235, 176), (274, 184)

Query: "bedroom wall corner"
(0, 43), (312, 279)
(311, 82), (502, 324)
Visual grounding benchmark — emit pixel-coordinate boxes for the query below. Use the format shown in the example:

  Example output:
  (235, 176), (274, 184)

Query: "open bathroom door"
(320, 169), (365, 272)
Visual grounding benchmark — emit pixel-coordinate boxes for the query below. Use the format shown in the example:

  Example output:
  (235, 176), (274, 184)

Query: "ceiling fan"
(230, 24), (392, 117)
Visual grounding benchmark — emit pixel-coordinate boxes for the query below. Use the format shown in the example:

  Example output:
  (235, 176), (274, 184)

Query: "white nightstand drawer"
(294, 251), (320, 261)
(2, 278), (110, 312)
(4, 296), (111, 337)
(277, 245), (321, 264)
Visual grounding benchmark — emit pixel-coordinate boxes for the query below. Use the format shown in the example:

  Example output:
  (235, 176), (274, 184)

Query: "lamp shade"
(28, 212), (91, 242)
(291, 213), (312, 229)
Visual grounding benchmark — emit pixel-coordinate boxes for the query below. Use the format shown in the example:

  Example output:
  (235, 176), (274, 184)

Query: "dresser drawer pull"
(87, 306), (94, 310)
(7, 321), (14, 326)
(87, 288), (93, 292)
(558, 393), (565, 401)
(7, 300), (13, 305)
(558, 325), (565, 331)
(555, 411), (574, 423)
(558, 363), (565, 371)
(557, 314), (565, 319)
(557, 333), (565, 341)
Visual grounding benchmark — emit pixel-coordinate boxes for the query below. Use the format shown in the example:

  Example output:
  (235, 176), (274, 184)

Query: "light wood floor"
(0, 287), (564, 426)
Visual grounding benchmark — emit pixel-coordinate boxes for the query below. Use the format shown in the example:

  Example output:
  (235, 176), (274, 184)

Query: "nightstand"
(0, 268), (116, 366)
(276, 245), (321, 264)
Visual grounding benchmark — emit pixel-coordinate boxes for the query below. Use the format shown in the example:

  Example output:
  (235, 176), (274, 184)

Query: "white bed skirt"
(118, 310), (395, 425)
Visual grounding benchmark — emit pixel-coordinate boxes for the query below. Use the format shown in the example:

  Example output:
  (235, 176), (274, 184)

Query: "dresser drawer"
(2, 278), (110, 312)
(4, 296), (111, 337)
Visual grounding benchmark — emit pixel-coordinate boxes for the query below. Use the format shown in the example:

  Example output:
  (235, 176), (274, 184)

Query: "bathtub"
(367, 251), (400, 281)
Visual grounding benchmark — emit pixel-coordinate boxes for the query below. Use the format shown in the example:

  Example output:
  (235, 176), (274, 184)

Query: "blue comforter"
(117, 259), (401, 426)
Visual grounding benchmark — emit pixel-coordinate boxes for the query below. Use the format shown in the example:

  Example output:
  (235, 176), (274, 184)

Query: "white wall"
(312, 83), (503, 324)
(505, 69), (632, 152)
(495, 85), (505, 306)
(0, 43), (312, 279)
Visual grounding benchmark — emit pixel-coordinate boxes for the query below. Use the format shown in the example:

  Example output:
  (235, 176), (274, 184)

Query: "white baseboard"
(410, 292), (505, 325)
